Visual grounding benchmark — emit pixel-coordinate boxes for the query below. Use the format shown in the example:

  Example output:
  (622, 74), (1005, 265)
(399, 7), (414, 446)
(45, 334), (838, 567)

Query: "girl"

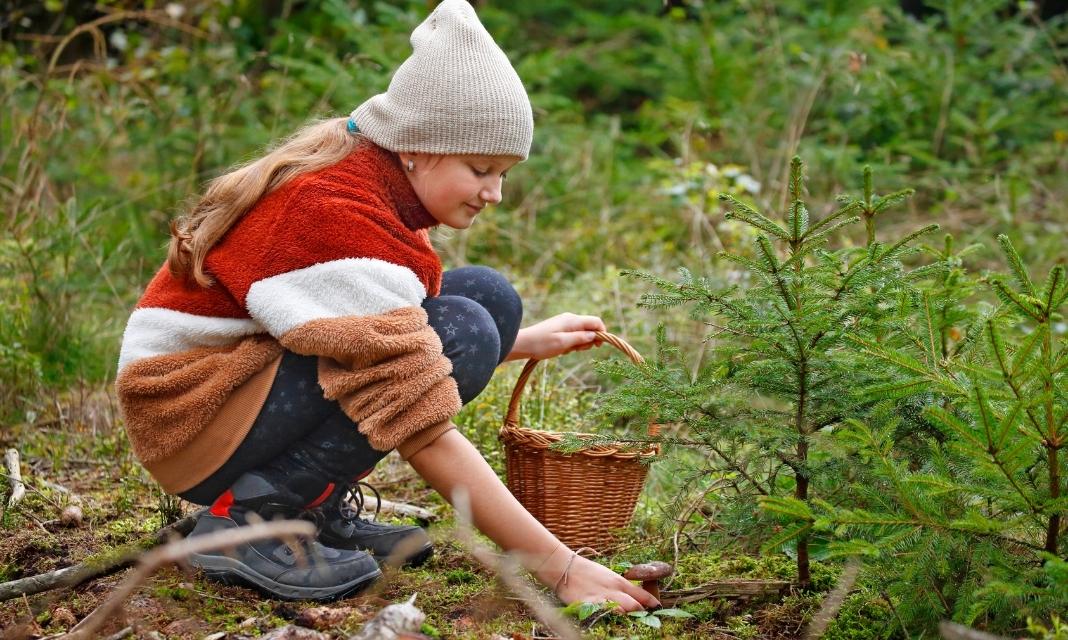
(116, 0), (657, 612)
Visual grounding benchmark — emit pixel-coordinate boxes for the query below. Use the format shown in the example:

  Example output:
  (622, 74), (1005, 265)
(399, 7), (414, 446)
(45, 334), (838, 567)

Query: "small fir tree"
(825, 235), (1068, 629)
(601, 157), (939, 587)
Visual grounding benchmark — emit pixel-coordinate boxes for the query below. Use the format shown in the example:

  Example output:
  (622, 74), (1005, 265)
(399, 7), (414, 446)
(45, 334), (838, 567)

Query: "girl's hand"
(507, 313), (607, 361)
(548, 554), (660, 612)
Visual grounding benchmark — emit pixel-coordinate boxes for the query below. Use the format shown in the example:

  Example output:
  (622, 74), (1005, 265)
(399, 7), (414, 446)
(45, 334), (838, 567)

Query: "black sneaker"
(316, 482), (433, 567)
(187, 473), (381, 601)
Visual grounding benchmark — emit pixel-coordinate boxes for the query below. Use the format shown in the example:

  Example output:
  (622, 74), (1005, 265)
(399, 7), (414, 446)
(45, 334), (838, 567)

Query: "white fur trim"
(118, 308), (263, 371)
(245, 258), (427, 337)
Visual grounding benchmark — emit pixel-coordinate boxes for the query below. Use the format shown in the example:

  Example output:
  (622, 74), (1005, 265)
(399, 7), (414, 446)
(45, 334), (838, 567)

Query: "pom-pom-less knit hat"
(352, 0), (533, 160)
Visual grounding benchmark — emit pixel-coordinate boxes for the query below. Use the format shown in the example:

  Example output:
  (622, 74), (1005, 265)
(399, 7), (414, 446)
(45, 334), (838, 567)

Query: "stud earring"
(407, 159), (415, 172)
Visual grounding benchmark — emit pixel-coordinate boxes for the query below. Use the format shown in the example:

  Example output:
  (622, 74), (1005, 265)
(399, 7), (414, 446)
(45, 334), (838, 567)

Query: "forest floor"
(0, 389), (845, 640)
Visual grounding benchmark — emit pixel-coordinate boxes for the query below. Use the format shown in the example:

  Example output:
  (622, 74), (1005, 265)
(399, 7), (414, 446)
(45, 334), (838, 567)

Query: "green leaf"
(653, 608), (694, 618)
(638, 614), (662, 629)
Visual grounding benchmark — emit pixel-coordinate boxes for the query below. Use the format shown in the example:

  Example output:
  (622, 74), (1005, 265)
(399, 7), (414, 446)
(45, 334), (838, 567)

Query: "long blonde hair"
(167, 117), (361, 287)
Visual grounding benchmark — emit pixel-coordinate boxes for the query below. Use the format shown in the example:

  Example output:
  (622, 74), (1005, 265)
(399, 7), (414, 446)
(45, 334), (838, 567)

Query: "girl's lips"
(465, 203), (483, 213)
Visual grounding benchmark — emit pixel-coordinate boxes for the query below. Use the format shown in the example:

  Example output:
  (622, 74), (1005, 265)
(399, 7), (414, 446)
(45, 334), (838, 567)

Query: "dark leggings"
(180, 266), (522, 505)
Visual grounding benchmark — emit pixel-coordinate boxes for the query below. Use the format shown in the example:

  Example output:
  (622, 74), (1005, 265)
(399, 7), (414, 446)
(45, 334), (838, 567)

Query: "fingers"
(556, 312), (607, 332)
(609, 592), (646, 613)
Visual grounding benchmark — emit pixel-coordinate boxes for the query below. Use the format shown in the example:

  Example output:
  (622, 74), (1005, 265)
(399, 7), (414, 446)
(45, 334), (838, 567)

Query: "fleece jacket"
(115, 141), (462, 494)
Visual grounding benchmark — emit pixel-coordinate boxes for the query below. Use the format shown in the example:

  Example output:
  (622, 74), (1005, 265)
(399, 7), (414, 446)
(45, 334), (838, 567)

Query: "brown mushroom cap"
(623, 561), (674, 581)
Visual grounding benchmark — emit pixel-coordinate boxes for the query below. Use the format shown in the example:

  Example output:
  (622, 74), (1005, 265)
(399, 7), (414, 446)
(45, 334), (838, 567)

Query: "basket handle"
(503, 331), (661, 437)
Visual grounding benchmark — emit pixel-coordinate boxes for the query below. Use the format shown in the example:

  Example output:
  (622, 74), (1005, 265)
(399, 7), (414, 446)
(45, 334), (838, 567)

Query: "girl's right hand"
(549, 554), (661, 612)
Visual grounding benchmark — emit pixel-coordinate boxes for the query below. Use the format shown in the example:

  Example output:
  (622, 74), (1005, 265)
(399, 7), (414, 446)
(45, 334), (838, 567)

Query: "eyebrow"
(468, 156), (519, 172)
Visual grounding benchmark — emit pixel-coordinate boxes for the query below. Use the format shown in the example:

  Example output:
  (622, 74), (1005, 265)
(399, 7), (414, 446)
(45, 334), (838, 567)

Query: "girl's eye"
(472, 167), (489, 177)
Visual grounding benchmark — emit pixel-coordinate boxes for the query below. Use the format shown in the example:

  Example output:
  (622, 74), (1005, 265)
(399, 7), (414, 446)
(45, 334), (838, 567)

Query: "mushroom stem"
(641, 580), (661, 601)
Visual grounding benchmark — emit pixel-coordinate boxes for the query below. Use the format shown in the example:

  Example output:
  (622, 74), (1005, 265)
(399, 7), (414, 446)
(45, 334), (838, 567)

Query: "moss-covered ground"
(1, 388), (893, 640)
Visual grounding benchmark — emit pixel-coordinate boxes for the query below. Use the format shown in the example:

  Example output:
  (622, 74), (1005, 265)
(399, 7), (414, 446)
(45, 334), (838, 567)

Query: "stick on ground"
(62, 519), (316, 640)
(4, 448), (26, 509)
(0, 509), (203, 602)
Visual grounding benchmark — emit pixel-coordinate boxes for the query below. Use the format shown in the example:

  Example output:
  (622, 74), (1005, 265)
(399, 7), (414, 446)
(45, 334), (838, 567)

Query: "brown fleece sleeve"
(278, 307), (463, 452)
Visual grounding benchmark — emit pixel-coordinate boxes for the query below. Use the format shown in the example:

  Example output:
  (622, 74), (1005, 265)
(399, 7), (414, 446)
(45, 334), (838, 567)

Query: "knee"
(446, 266), (522, 316)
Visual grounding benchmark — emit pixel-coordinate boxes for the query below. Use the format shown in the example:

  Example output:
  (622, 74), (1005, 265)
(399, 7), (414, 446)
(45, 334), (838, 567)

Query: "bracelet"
(533, 543), (563, 575)
(553, 547), (597, 593)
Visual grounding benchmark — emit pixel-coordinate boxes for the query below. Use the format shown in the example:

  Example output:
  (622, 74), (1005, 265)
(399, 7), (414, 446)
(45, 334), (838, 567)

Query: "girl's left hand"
(509, 313), (607, 361)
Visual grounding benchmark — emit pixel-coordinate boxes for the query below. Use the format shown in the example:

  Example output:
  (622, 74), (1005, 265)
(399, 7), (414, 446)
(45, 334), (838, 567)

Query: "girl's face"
(400, 153), (520, 229)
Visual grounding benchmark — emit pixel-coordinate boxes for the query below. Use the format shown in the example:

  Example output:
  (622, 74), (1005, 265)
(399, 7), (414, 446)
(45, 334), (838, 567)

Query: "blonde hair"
(167, 117), (361, 287)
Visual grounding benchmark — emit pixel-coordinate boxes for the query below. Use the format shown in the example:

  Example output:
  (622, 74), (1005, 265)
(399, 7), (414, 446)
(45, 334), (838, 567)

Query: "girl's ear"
(397, 152), (423, 173)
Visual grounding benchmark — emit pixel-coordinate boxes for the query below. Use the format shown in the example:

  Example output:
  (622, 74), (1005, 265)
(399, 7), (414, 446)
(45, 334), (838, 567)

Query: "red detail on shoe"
(210, 489), (235, 518)
(353, 469), (374, 481)
(305, 482), (335, 509)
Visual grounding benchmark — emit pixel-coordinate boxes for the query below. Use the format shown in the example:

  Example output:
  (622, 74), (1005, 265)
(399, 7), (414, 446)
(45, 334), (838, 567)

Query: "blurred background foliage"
(1, 0), (1065, 461)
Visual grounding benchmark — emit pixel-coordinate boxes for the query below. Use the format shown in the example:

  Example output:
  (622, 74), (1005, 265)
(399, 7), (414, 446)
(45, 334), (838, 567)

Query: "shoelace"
(338, 481), (382, 524)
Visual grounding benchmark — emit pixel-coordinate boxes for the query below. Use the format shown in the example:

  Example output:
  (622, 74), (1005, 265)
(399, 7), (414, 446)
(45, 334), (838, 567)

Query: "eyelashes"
(471, 166), (507, 180)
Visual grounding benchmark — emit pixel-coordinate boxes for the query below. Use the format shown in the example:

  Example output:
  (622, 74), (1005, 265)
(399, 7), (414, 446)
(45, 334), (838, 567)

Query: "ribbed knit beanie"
(351, 0), (533, 159)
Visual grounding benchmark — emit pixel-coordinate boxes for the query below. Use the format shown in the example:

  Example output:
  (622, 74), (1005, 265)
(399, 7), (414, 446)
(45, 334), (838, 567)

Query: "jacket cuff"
(397, 420), (456, 460)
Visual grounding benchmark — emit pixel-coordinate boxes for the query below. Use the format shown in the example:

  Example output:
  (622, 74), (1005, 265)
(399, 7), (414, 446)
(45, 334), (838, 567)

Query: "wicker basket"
(499, 331), (659, 550)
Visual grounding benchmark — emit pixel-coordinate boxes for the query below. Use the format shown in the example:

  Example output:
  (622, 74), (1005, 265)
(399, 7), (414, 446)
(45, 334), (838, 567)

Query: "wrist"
(531, 543), (571, 587)
(504, 328), (533, 362)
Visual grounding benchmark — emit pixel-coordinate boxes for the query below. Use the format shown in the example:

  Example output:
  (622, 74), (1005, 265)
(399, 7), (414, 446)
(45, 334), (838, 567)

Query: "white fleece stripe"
(118, 308), (264, 371)
(245, 258), (427, 338)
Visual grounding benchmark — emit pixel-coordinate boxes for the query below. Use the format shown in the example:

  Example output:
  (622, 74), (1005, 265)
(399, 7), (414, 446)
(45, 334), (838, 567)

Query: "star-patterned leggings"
(179, 266), (523, 505)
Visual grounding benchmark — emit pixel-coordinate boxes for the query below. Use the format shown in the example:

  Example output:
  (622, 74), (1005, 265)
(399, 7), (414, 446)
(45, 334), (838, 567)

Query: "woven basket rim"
(500, 423), (658, 459)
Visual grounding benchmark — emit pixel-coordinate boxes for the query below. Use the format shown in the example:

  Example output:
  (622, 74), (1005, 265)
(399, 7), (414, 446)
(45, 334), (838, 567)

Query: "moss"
(822, 591), (896, 640)
(445, 568), (478, 585)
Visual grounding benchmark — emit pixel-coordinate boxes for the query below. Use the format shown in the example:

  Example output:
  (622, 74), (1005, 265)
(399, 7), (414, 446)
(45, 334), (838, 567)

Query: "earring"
(407, 159), (415, 172)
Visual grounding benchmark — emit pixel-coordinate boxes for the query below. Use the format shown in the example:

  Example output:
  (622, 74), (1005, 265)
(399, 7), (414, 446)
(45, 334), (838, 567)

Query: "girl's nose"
(481, 180), (503, 205)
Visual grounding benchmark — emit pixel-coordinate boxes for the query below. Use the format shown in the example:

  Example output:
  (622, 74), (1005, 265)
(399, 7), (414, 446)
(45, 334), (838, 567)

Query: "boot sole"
(189, 552), (381, 601)
(377, 543), (434, 568)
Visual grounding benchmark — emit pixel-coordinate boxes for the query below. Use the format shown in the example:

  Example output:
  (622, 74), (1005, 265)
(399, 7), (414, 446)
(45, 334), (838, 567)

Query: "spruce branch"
(720, 193), (791, 241)
(996, 234), (1037, 298)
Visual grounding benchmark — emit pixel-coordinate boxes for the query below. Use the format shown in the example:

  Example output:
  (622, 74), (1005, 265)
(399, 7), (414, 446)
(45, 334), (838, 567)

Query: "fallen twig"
(660, 579), (792, 605)
(803, 558), (861, 639)
(62, 519), (315, 640)
(939, 621), (1011, 640)
(358, 495), (437, 523)
(5, 449), (26, 509)
(0, 509), (203, 601)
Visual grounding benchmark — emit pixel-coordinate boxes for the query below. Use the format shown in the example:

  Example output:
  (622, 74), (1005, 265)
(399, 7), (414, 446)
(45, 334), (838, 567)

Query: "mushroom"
(623, 561), (674, 601)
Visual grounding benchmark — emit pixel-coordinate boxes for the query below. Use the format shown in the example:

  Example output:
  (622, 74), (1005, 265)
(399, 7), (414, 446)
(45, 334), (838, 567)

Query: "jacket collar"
(363, 141), (438, 231)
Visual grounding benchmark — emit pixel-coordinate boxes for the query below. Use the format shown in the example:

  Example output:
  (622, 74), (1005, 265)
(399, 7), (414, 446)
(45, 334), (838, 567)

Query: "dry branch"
(660, 580), (792, 605)
(0, 509), (202, 602)
(939, 621), (1011, 640)
(357, 495), (437, 522)
(5, 448), (26, 509)
(62, 519), (316, 640)
(803, 559), (861, 639)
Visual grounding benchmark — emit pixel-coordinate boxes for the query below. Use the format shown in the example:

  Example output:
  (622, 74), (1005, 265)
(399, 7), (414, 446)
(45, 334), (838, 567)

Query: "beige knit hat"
(351, 0), (533, 159)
